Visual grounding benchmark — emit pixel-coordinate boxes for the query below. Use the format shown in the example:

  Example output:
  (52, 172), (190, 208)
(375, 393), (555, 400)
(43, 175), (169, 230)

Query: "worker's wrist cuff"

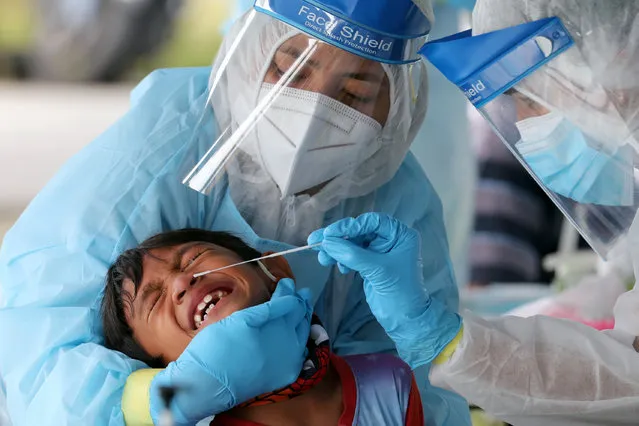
(122, 368), (162, 425)
(434, 326), (463, 365)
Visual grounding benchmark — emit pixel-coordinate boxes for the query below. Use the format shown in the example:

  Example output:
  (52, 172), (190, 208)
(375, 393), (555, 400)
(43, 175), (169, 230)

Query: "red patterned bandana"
(236, 315), (331, 407)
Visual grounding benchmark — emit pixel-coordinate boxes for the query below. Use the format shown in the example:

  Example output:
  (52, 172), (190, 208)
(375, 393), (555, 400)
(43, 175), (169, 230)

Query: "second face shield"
(421, 17), (639, 258)
(181, 0), (431, 205)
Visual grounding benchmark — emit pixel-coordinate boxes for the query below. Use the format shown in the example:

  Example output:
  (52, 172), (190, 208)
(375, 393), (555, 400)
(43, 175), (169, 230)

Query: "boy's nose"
(171, 273), (196, 304)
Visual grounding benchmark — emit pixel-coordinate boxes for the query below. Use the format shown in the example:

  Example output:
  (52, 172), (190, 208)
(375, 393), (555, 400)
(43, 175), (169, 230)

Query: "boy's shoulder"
(333, 353), (422, 425)
(341, 352), (412, 379)
(338, 353), (413, 395)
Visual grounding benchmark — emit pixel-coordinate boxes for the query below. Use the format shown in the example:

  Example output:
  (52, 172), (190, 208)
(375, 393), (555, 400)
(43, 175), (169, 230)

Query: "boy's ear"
(261, 252), (295, 285)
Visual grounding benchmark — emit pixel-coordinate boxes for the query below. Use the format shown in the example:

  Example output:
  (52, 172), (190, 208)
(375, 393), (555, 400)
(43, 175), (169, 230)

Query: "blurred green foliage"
(0, 0), (232, 78)
(470, 409), (507, 426)
(0, 0), (34, 50)
(134, 0), (232, 75)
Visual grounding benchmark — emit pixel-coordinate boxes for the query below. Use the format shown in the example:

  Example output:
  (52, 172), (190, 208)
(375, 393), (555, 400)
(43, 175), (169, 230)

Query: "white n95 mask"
(255, 83), (383, 198)
(515, 111), (634, 207)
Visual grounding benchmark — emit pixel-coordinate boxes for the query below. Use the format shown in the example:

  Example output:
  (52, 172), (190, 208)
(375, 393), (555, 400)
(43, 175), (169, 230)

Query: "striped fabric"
(470, 119), (563, 285)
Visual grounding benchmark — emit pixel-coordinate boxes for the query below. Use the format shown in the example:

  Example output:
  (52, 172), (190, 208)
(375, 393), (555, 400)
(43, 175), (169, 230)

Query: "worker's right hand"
(309, 213), (462, 369)
(149, 278), (313, 426)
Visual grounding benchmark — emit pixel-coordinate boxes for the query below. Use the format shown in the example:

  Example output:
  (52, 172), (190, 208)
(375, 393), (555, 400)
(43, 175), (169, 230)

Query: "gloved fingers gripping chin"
(272, 278), (296, 297)
(297, 287), (313, 305)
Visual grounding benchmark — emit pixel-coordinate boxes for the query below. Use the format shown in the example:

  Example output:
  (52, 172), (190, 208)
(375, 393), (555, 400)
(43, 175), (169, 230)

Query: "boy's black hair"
(101, 228), (261, 367)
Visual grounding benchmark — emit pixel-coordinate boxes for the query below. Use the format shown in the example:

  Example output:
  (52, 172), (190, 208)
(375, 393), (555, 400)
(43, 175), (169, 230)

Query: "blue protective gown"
(0, 67), (469, 426)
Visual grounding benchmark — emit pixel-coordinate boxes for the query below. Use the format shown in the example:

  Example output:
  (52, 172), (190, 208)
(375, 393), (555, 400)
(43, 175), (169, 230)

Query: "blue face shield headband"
(419, 17), (639, 259)
(253, 0), (431, 64)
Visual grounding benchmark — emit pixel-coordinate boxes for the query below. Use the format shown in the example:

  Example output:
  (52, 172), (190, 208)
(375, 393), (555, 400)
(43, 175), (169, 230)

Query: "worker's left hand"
(309, 213), (462, 368)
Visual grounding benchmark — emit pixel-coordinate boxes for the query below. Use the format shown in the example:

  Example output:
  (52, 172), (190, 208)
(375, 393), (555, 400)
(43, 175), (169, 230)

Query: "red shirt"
(211, 354), (423, 426)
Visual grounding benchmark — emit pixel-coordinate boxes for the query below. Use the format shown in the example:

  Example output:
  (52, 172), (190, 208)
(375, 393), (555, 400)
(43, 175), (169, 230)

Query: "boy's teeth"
(194, 290), (233, 329)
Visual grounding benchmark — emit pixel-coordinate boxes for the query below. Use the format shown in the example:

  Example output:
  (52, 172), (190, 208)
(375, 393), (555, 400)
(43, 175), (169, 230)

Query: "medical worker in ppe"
(0, 1), (469, 426)
(310, 1), (639, 425)
(225, 0), (476, 290)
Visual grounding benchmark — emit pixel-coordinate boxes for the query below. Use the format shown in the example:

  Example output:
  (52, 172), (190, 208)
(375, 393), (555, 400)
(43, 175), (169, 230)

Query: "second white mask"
(255, 83), (383, 198)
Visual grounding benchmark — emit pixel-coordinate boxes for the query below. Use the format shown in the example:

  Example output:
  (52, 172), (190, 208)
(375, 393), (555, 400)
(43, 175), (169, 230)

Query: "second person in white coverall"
(314, 0), (639, 425)
(313, 210), (639, 426)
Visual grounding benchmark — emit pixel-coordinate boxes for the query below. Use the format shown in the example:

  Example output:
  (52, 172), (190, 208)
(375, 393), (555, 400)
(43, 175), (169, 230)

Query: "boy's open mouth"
(190, 284), (234, 330)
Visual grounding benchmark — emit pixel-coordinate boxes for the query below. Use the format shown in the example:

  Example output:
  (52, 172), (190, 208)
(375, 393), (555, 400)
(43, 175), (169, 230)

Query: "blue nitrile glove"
(308, 213), (462, 368)
(150, 278), (312, 425)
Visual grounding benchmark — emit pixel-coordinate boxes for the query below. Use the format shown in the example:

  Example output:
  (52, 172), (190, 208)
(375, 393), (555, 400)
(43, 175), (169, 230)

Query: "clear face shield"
(421, 17), (639, 258)
(180, 0), (431, 209)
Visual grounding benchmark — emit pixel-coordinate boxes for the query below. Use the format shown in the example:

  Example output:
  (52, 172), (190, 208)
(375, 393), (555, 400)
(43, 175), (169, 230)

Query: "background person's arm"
(433, 312), (639, 425)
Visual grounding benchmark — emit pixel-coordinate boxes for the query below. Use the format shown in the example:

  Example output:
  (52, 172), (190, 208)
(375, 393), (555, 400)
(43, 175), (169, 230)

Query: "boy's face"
(122, 242), (290, 364)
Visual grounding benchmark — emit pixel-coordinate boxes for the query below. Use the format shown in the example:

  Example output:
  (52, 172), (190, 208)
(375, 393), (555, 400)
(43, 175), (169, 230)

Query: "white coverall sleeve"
(432, 312), (639, 426)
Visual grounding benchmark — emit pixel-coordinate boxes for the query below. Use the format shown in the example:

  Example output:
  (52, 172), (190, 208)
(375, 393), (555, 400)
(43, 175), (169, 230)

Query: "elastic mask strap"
(257, 260), (277, 281)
